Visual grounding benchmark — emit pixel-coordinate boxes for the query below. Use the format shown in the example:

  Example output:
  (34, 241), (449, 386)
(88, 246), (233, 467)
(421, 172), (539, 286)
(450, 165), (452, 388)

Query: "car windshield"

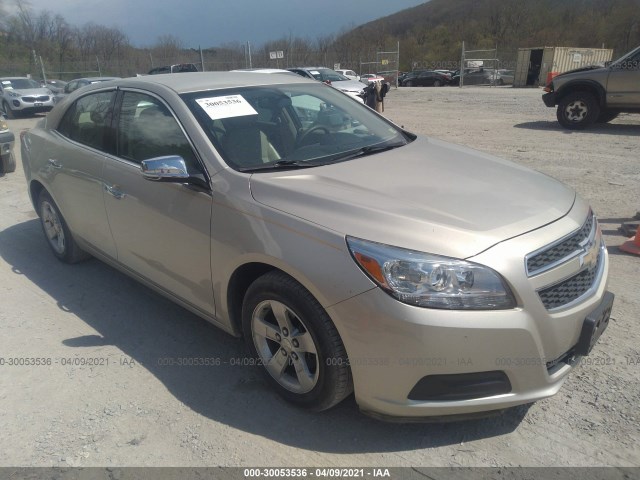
(183, 83), (412, 172)
(1, 78), (41, 89)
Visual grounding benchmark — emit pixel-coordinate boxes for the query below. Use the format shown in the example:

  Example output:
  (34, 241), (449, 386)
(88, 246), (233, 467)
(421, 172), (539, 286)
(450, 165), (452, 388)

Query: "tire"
(37, 190), (91, 263)
(0, 151), (16, 174)
(596, 111), (620, 123)
(556, 91), (600, 130)
(242, 271), (353, 411)
(433, 80), (442, 87)
(2, 101), (15, 119)
(405, 80), (413, 87)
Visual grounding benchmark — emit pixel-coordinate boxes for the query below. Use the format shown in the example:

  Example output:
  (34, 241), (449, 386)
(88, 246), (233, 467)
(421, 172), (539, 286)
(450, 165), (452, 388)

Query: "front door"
(102, 90), (215, 315)
(607, 49), (640, 107)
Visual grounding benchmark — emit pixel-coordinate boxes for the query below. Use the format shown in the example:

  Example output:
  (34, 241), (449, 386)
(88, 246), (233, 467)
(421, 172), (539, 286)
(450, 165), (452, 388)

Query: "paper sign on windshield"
(196, 95), (258, 120)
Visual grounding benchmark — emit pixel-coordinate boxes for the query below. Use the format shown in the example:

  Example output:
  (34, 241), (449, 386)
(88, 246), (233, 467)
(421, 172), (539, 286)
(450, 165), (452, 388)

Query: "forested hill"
(332, 0), (640, 68)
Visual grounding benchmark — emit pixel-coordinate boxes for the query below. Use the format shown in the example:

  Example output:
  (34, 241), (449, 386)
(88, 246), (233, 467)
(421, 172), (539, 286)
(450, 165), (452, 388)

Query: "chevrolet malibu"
(21, 73), (613, 420)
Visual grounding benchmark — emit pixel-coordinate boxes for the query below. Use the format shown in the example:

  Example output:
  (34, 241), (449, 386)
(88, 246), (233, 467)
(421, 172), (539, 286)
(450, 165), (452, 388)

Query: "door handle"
(47, 158), (62, 169)
(104, 184), (125, 200)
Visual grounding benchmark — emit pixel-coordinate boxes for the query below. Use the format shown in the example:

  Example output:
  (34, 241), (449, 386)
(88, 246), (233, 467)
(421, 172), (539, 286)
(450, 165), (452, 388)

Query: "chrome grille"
(538, 249), (602, 310)
(22, 95), (50, 103)
(526, 213), (594, 276)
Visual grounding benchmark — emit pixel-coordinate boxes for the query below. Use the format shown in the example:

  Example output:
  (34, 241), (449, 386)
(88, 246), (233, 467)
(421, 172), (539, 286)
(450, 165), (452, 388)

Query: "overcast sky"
(19, 0), (427, 48)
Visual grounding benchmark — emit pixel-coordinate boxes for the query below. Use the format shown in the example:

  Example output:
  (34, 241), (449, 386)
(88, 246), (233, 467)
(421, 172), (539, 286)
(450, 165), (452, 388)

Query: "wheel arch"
(29, 180), (46, 212)
(555, 81), (606, 106)
(226, 262), (283, 337)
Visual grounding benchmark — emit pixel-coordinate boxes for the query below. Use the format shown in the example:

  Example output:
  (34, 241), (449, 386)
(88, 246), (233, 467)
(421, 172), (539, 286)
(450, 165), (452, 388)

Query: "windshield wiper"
(238, 160), (316, 173)
(331, 142), (406, 162)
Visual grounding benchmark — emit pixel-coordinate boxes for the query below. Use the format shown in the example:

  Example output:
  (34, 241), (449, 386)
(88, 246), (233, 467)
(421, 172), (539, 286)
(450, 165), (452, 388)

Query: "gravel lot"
(0, 86), (638, 469)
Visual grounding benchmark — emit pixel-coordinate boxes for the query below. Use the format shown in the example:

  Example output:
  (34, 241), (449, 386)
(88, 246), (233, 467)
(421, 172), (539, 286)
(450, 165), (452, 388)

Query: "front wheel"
(37, 190), (91, 263)
(2, 102), (15, 119)
(556, 91), (600, 129)
(0, 151), (16, 174)
(242, 271), (353, 411)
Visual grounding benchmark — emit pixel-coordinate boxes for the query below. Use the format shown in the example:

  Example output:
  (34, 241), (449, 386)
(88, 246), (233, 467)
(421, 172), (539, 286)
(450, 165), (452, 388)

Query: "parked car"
(497, 69), (515, 85)
(148, 63), (199, 75)
(287, 67), (365, 102)
(399, 70), (450, 87)
(21, 72), (612, 420)
(360, 73), (385, 83)
(376, 70), (399, 84)
(434, 70), (455, 79)
(0, 113), (15, 173)
(0, 77), (55, 118)
(230, 68), (299, 77)
(40, 79), (68, 94)
(54, 77), (120, 103)
(335, 69), (360, 81)
(542, 44), (640, 129)
(451, 69), (501, 86)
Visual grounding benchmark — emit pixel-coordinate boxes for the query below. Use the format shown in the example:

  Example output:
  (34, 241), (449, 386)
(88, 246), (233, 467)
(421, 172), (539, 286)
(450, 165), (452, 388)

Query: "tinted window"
(117, 91), (199, 171)
(57, 91), (115, 151)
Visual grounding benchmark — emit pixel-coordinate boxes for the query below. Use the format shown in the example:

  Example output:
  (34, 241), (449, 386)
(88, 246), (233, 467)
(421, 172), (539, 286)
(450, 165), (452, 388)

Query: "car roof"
(73, 77), (121, 82)
(69, 72), (313, 96)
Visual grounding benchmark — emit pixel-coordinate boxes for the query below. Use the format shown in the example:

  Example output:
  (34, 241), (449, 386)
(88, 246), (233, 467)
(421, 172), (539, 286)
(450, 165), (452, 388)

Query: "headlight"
(347, 237), (516, 310)
(8, 91), (20, 98)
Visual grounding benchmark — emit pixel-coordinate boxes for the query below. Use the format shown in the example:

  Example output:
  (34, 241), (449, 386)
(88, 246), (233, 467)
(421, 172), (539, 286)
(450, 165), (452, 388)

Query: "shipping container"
(513, 47), (613, 87)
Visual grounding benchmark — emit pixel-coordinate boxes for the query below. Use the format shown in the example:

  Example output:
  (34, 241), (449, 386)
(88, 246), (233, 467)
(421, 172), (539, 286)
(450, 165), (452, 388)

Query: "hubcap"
(41, 201), (65, 254)
(565, 100), (588, 123)
(251, 300), (319, 394)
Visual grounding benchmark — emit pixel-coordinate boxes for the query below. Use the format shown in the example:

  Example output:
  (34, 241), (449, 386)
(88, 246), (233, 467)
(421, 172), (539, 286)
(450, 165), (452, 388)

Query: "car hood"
(555, 65), (606, 78)
(250, 137), (575, 259)
(6, 88), (52, 96)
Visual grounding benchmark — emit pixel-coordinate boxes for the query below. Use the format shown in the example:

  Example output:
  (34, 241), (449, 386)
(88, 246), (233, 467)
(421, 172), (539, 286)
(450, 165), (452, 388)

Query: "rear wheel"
(37, 190), (91, 263)
(405, 80), (413, 87)
(242, 271), (352, 411)
(556, 91), (600, 130)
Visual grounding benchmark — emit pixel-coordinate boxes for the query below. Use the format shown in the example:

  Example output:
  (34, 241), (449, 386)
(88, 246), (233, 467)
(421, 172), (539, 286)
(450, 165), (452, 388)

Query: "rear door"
(47, 89), (118, 258)
(101, 89), (215, 315)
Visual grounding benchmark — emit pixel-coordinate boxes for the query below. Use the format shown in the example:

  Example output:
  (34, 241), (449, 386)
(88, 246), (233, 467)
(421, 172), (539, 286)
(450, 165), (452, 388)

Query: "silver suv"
(542, 45), (640, 129)
(0, 77), (55, 118)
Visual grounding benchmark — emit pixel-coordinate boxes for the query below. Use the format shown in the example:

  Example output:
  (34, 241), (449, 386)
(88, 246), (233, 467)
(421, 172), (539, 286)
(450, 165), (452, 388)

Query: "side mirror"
(141, 155), (189, 181)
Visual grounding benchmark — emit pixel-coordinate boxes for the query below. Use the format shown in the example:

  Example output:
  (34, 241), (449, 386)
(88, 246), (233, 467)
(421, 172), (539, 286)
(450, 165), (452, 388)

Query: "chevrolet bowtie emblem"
(579, 220), (600, 269)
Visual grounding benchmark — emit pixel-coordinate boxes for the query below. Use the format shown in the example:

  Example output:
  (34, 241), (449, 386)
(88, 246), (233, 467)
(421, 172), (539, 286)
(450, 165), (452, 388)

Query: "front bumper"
(542, 91), (557, 107)
(327, 206), (611, 419)
(6, 97), (55, 113)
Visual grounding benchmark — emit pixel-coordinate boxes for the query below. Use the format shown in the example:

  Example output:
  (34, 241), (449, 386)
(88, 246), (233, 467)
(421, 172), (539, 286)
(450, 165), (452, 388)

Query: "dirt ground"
(0, 86), (638, 468)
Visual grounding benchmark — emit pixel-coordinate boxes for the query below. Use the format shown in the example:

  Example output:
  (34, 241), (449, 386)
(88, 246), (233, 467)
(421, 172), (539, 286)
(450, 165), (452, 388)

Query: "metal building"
(513, 47), (613, 87)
